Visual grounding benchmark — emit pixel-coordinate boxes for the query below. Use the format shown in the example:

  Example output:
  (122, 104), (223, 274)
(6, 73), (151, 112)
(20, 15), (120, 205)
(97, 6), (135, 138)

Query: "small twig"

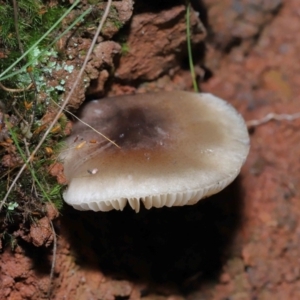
(246, 112), (300, 127)
(0, 168), (18, 181)
(0, 0), (113, 210)
(0, 82), (33, 93)
(23, 138), (38, 198)
(52, 100), (120, 148)
(12, 103), (27, 123)
(47, 219), (57, 300)
(12, 0), (25, 57)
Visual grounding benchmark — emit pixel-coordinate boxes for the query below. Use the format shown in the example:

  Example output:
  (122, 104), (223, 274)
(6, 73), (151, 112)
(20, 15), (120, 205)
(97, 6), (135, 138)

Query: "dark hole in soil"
(61, 177), (244, 289)
(134, 0), (184, 13)
(19, 240), (52, 275)
(180, 42), (206, 70)
(190, 0), (209, 28)
(115, 297), (130, 300)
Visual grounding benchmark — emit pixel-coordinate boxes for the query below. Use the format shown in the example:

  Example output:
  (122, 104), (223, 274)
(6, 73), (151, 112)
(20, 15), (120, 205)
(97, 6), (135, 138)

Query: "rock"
(30, 217), (53, 247)
(115, 5), (206, 81)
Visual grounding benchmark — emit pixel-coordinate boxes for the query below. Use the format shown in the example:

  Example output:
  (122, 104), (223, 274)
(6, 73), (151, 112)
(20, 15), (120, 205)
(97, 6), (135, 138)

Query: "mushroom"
(60, 91), (250, 212)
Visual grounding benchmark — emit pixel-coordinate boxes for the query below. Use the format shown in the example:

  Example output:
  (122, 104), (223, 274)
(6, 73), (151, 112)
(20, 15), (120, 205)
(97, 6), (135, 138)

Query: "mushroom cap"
(61, 91), (250, 212)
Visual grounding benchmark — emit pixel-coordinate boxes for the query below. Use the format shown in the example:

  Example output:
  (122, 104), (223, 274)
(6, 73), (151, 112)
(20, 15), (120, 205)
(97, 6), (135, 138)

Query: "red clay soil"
(1, 1), (300, 299)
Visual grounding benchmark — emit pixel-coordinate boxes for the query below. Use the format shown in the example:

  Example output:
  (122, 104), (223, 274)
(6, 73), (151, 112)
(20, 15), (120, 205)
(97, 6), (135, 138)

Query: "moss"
(121, 43), (130, 55)
(0, 0), (68, 63)
(87, 0), (102, 5)
(108, 5), (124, 30)
(0, 1), (75, 220)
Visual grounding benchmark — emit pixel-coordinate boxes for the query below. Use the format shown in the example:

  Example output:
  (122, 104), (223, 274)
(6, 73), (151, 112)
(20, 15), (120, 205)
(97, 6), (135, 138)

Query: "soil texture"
(1, 0), (300, 299)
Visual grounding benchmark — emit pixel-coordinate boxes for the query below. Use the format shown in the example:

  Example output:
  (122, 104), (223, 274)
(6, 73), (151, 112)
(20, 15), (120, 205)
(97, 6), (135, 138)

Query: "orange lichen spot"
(45, 147), (53, 156)
(26, 66), (33, 73)
(24, 101), (33, 110)
(34, 124), (47, 135)
(51, 124), (61, 134)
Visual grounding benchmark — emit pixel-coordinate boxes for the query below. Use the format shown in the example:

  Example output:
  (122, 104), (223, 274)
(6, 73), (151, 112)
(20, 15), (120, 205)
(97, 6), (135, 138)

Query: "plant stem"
(5, 122), (52, 204)
(186, 1), (199, 92)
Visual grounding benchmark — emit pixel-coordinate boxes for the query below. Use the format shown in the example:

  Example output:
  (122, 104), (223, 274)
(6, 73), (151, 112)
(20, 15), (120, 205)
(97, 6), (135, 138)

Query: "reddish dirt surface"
(197, 1), (300, 299)
(1, 0), (300, 299)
